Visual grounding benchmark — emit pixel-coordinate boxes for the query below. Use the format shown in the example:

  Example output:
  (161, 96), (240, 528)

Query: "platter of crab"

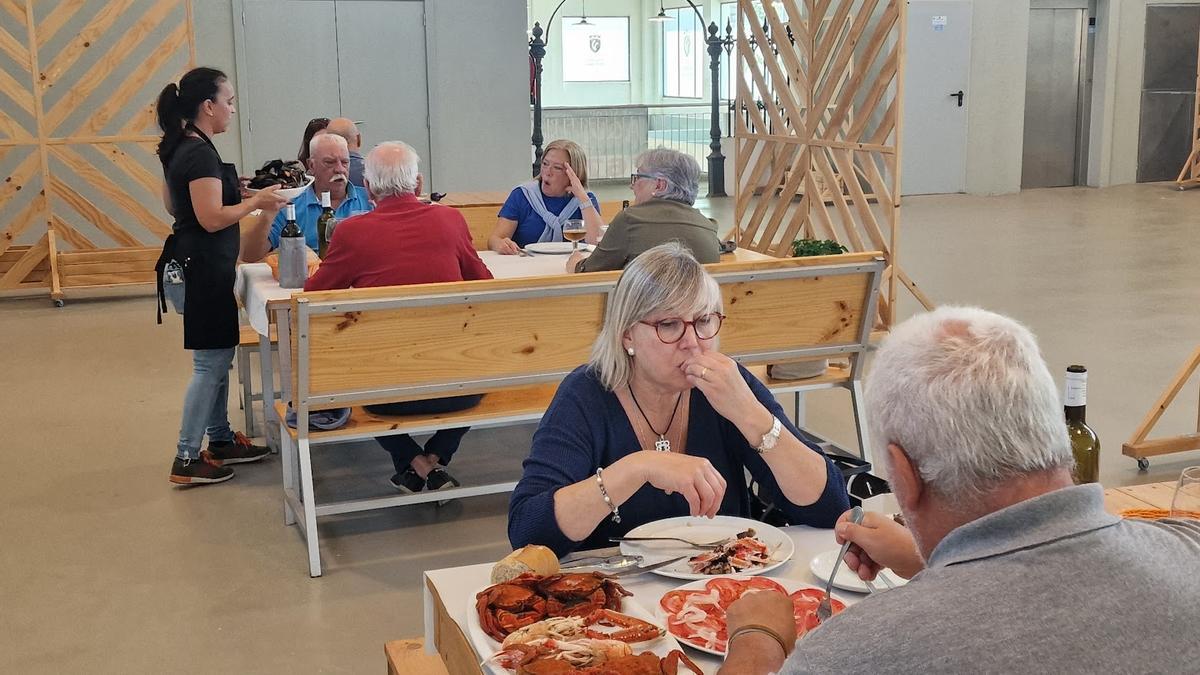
(467, 572), (689, 674)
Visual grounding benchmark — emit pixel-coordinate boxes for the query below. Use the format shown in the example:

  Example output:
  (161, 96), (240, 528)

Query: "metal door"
(334, 1), (432, 183)
(237, 1), (430, 178)
(1021, 8), (1087, 188)
(239, 0), (342, 167)
(901, 1), (972, 195)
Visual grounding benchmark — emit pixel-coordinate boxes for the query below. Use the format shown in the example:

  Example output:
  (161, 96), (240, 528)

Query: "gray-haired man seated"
(720, 306), (1200, 674)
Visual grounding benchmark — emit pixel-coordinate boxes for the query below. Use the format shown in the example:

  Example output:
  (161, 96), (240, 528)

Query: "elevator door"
(1021, 7), (1087, 188)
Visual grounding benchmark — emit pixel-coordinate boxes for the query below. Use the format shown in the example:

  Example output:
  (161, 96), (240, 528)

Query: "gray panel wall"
(1136, 4), (1200, 182)
(424, 0), (530, 191)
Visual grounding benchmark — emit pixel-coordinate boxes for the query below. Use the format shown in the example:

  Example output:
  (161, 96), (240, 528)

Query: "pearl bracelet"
(595, 467), (621, 523)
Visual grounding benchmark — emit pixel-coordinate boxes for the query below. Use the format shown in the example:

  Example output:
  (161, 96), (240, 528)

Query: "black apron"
(155, 126), (242, 350)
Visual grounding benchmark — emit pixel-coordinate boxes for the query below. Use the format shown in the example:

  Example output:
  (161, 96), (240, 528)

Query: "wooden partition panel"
(732, 0), (930, 328)
(0, 0), (194, 298)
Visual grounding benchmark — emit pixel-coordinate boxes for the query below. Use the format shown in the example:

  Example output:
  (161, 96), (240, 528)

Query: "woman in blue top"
(489, 139), (603, 254)
(508, 243), (850, 556)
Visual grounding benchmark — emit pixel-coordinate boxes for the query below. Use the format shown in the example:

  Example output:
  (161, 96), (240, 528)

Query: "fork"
(608, 535), (732, 548)
(817, 506), (863, 624)
(877, 570), (898, 589)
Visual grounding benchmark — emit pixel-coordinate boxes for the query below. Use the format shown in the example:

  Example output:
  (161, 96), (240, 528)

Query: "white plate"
(465, 580), (679, 674)
(525, 241), (587, 255)
(248, 175), (314, 201)
(617, 515), (794, 580)
(655, 575), (851, 657)
(808, 548), (909, 594)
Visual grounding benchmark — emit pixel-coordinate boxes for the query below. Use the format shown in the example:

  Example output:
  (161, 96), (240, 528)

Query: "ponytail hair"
(156, 66), (227, 167)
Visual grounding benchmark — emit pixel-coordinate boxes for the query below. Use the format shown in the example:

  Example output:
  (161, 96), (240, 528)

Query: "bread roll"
(490, 545), (559, 584)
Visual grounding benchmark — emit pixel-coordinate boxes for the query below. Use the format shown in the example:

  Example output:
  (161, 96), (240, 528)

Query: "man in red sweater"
(305, 140), (493, 495)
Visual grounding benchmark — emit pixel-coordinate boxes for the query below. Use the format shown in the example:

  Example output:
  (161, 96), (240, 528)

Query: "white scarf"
(517, 180), (582, 242)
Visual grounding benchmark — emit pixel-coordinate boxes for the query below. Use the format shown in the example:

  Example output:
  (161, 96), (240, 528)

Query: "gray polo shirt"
(782, 484), (1200, 674)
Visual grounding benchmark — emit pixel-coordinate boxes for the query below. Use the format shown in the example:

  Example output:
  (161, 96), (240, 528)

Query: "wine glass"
(1171, 466), (1200, 518)
(563, 218), (587, 252)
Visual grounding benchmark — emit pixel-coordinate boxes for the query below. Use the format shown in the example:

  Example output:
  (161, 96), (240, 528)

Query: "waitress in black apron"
(155, 67), (288, 485)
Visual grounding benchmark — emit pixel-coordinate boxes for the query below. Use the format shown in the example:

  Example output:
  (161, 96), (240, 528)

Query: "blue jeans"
(365, 395), (483, 475)
(176, 347), (236, 460)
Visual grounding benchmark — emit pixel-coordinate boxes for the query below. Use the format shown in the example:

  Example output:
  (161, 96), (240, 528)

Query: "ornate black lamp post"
(528, 0), (577, 178)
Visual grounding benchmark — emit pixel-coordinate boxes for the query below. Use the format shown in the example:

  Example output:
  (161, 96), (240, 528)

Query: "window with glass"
(662, 7), (705, 98)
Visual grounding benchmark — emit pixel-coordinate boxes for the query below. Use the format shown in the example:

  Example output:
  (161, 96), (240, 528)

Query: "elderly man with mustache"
(264, 132), (373, 253)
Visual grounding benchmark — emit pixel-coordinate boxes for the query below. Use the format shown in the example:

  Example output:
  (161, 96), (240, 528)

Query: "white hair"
(309, 132), (347, 158)
(636, 147), (700, 205)
(588, 242), (721, 391)
(864, 306), (1072, 506)
(365, 141), (420, 197)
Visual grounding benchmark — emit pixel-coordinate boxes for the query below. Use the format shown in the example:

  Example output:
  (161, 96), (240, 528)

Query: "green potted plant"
(769, 239), (850, 381)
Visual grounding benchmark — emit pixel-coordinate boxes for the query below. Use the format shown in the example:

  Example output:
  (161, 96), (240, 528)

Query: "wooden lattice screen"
(0, 0), (193, 302)
(731, 0), (931, 329)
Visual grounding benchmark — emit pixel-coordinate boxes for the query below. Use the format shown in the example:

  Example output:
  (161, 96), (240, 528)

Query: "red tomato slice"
(746, 577), (788, 594)
(660, 590), (692, 614)
(705, 578), (745, 608)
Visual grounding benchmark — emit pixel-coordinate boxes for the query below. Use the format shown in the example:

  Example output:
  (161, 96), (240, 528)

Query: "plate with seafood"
(466, 571), (693, 674)
(657, 575), (850, 657)
(617, 516), (793, 580)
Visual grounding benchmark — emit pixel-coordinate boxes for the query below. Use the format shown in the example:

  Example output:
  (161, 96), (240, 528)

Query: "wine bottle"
(316, 191), (334, 259)
(278, 204), (307, 289)
(1064, 365), (1100, 484)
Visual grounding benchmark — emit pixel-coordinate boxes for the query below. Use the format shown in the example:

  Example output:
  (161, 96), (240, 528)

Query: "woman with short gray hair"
(568, 148), (722, 274)
(510, 243), (849, 556)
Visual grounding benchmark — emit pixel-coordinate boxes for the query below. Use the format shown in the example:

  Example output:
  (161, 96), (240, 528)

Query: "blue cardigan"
(508, 365), (851, 557)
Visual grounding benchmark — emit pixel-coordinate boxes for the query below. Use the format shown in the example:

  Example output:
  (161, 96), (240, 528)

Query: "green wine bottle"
(316, 191), (334, 259)
(1064, 365), (1100, 484)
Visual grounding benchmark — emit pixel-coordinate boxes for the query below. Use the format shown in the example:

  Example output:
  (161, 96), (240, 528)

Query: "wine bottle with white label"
(1064, 365), (1100, 484)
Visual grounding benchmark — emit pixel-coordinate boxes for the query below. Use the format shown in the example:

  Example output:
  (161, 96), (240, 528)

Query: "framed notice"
(562, 17), (631, 82)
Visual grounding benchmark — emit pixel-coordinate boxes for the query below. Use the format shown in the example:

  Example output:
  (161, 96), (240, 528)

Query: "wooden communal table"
(1102, 481), (1177, 513)
(428, 191), (511, 208)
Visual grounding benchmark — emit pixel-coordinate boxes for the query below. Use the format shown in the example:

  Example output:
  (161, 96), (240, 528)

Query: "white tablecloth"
(234, 250), (585, 337)
(422, 526), (863, 674)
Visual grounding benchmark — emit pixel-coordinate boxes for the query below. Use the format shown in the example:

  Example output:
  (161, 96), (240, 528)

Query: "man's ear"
(415, 174), (424, 196)
(887, 443), (924, 512)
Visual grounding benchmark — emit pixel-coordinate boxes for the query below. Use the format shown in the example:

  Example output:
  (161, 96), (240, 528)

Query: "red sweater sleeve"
(452, 214), (494, 281)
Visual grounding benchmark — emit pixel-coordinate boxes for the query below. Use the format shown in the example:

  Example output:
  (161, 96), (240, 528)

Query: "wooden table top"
(1102, 481), (1176, 512)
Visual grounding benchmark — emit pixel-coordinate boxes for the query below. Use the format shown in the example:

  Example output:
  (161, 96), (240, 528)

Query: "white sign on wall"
(562, 17), (630, 82)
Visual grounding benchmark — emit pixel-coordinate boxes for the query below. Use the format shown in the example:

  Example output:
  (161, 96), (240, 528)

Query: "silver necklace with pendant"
(629, 384), (682, 452)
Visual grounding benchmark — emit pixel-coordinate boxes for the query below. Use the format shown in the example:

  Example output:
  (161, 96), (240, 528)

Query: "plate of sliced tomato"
(656, 575), (849, 656)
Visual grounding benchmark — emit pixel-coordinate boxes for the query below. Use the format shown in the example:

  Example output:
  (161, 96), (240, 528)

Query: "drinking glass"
(563, 218), (587, 252)
(1171, 466), (1200, 518)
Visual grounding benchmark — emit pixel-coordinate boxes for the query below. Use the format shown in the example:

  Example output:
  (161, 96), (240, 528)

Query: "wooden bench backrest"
(289, 252), (883, 410)
(457, 201), (629, 251)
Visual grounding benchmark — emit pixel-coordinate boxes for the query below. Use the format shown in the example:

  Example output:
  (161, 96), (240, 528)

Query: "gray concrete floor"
(2, 183), (1199, 673)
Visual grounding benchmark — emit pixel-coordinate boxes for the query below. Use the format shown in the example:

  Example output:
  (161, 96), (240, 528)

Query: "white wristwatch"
(756, 416), (782, 453)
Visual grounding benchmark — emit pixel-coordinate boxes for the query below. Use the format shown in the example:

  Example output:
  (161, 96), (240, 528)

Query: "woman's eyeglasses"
(630, 172), (660, 187)
(638, 312), (725, 343)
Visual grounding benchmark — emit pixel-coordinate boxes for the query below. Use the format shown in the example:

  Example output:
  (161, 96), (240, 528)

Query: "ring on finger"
(700, 367), (709, 379)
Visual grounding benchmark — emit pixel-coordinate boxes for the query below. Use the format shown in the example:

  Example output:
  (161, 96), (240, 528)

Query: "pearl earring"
(626, 347), (635, 356)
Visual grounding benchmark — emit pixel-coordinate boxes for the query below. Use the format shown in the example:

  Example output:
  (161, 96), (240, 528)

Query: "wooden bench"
(277, 252), (884, 576)
(457, 200), (626, 251)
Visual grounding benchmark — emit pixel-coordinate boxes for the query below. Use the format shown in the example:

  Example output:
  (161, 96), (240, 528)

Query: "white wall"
(963, 0), (1030, 195)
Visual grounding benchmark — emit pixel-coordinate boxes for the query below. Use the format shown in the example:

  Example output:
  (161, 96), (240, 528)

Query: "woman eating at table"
(508, 243), (849, 556)
(154, 67), (289, 485)
(488, 139), (603, 254)
(566, 147), (721, 274)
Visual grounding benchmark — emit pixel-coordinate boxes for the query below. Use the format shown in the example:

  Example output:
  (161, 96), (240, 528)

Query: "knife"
(608, 555), (690, 577)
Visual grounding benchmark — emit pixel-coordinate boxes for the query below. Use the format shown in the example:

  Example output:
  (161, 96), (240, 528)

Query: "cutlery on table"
(609, 535), (731, 549)
(863, 578), (878, 593)
(877, 570), (898, 589)
(560, 554), (643, 571)
(817, 506), (863, 623)
(607, 555), (690, 577)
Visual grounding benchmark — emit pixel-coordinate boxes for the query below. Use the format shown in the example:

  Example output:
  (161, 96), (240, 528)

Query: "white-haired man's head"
(364, 141), (421, 200)
(865, 306), (1072, 511)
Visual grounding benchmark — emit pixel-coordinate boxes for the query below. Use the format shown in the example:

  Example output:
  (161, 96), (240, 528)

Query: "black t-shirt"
(166, 137), (222, 234)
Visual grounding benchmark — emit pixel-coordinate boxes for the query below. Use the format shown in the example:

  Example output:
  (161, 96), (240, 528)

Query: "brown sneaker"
(207, 431), (270, 465)
(169, 451), (234, 485)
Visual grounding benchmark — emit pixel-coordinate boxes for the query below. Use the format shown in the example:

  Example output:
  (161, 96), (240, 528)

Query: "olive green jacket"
(576, 198), (721, 273)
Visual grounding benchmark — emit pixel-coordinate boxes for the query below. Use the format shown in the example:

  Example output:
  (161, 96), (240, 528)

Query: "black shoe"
(390, 468), (425, 494)
(169, 452), (234, 485)
(426, 468), (460, 492)
(207, 432), (270, 465)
